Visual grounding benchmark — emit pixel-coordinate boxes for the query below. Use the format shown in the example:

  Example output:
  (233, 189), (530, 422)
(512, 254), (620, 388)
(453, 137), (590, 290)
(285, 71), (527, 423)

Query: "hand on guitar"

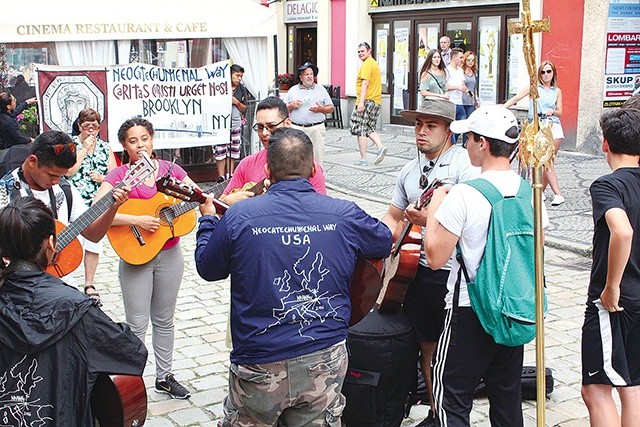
(132, 215), (161, 232)
(404, 204), (428, 227)
(110, 187), (131, 209)
(219, 190), (255, 206)
(199, 194), (219, 217)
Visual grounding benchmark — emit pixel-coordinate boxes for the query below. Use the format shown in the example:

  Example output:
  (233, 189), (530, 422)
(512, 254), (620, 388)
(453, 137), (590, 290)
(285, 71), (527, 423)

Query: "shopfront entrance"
(371, 2), (519, 124)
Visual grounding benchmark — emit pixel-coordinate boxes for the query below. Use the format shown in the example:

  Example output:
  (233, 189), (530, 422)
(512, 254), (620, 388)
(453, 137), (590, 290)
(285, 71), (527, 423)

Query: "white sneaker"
(551, 195), (565, 206)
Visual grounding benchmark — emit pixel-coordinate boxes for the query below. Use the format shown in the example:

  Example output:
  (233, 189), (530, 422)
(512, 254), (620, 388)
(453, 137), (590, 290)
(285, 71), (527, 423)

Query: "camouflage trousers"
(220, 341), (348, 426)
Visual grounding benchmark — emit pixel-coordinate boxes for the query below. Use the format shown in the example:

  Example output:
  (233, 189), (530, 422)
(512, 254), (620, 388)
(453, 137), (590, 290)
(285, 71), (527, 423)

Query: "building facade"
(271, 0), (640, 153)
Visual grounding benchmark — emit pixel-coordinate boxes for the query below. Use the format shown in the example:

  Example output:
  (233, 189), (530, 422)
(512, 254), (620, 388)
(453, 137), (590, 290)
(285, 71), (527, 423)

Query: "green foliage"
(17, 105), (39, 138)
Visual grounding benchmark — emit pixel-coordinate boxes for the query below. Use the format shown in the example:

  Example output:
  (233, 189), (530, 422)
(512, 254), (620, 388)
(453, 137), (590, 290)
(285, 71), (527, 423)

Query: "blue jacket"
(195, 178), (392, 365)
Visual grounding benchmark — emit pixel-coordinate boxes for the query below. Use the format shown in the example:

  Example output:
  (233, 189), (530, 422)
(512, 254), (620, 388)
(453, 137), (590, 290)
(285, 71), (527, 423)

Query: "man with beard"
(381, 96), (479, 427)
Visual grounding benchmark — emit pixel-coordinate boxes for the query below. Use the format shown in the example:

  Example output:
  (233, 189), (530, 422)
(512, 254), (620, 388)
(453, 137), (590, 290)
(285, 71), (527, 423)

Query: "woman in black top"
(0, 91), (36, 149)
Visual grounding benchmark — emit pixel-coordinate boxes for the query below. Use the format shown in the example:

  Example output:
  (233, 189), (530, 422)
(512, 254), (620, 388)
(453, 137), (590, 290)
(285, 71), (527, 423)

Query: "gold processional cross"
(507, 2), (552, 426)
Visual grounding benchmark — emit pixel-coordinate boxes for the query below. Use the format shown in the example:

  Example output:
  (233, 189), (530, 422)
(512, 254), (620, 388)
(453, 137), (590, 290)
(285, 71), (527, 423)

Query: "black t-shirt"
(588, 167), (640, 308)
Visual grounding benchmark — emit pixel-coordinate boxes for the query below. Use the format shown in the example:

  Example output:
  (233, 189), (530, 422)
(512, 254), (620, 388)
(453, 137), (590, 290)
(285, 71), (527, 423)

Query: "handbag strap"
(427, 71), (445, 93)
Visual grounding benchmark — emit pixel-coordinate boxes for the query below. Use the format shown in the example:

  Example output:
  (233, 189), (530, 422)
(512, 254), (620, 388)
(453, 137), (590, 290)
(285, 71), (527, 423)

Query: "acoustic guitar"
(107, 175), (228, 265)
(45, 153), (156, 277)
(91, 374), (147, 427)
(376, 178), (448, 313)
(230, 179), (267, 195)
(157, 175), (379, 327)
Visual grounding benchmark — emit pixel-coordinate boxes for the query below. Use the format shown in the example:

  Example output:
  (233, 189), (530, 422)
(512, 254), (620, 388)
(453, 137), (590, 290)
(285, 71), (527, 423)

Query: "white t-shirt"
(434, 169), (549, 308)
(8, 169), (87, 225)
(446, 65), (464, 105)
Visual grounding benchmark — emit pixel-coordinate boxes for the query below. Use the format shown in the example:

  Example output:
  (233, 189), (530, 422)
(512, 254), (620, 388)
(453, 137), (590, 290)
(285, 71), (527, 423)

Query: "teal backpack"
(454, 178), (546, 347)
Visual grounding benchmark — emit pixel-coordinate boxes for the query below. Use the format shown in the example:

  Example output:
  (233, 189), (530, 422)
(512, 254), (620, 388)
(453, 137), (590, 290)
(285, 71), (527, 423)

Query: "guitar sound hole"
(158, 206), (176, 225)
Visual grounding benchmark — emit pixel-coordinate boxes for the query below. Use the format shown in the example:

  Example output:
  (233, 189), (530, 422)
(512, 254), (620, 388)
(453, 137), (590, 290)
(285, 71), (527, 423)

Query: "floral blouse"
(68, 136), (111, 206)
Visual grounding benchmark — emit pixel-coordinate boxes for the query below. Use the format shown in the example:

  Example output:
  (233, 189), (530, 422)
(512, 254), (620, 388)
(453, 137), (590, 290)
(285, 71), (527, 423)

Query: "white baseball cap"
(450, 105), (520, 144)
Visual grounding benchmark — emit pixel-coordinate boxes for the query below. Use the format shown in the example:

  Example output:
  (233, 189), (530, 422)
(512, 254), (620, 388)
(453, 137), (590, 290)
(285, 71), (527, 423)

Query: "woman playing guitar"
(94, 117), (193, 400)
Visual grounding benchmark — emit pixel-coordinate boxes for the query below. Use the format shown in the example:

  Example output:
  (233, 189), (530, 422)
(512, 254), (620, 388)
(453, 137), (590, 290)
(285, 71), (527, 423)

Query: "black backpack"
(0, 144), (31, 178)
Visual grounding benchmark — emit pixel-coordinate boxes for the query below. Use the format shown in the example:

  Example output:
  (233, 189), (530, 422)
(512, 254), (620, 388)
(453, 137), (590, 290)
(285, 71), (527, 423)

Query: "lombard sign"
(285, 0), (318, 23)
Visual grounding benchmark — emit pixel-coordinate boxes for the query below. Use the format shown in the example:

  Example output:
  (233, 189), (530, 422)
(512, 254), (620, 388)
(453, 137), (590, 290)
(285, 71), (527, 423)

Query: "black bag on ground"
(474, 366), (554, 400)
(342, 308), (419, 427)
(0, 144), (30, 177)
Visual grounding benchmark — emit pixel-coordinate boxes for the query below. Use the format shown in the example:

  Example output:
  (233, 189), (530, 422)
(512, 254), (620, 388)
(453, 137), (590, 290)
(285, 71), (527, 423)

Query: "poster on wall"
(478, 19), (500, 105)
(377, 28), (388, 86)
(393, 26), (409, 111)
(37, 61), (232, 150)
(37, 69), (107, 137)
(602, 0), (640, 107)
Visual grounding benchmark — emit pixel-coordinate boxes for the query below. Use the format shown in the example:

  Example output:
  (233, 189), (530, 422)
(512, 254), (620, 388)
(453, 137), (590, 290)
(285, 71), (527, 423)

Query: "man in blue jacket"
(195, 127), (392, 426)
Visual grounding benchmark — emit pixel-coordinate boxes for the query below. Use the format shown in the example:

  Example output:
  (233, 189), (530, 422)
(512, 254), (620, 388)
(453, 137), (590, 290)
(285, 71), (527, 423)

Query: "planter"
(279, 83), (291, 91)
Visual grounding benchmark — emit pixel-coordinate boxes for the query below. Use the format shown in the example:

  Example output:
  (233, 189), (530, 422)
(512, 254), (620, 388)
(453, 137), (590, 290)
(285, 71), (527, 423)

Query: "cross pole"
(507, 1), (552, 426)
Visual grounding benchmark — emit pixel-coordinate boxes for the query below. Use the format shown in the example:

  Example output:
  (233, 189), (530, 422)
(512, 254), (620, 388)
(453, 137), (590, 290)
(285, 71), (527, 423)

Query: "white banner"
(106, 61), (231, 150)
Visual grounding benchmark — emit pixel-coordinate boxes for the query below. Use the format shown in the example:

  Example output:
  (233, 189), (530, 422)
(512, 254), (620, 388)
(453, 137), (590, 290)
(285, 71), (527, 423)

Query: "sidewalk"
(90, 125), (607, 426)
(323, 124), (609, 256)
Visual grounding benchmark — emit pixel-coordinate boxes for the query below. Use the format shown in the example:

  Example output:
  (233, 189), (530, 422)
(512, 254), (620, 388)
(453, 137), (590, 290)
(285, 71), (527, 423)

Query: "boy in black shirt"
(581, 108), (640, 426)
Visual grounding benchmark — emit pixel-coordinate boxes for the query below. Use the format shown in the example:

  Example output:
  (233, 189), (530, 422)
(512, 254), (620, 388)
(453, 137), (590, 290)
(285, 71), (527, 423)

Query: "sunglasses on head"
(52, 143), (77, 155)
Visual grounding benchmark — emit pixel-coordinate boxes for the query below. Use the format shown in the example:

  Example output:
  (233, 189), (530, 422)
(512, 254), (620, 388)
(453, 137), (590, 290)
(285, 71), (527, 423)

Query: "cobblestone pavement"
(89, 125), (611, 425)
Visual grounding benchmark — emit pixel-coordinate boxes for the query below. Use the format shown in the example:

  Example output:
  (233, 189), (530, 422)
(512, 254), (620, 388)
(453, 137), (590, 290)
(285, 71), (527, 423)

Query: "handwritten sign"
(106, 61), (231, 149)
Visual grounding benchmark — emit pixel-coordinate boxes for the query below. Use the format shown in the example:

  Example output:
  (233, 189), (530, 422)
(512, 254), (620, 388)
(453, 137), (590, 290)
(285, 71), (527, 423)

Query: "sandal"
(84, 284), (103, 307)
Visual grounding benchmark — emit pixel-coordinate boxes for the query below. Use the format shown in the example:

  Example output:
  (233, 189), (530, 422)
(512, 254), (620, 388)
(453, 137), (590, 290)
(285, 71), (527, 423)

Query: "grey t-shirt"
(391, 145), (480, 268)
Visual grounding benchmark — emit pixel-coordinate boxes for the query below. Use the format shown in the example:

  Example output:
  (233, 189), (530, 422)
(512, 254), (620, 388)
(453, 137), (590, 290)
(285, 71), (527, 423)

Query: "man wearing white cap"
(382, 96), (479, 427)
(423, 105), (548, 426)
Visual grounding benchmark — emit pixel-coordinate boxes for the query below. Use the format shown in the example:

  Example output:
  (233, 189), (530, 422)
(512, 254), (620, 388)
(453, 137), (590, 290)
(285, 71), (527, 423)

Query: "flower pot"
(279, 83), (291, 91)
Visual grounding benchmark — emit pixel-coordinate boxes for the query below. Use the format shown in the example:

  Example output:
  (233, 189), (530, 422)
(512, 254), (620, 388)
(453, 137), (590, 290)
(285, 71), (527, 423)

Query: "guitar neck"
(56, 184), (120, 251)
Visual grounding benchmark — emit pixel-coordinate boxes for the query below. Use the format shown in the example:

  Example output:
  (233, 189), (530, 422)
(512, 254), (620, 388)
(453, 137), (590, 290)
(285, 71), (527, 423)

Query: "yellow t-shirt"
(356, 57), (382, 105)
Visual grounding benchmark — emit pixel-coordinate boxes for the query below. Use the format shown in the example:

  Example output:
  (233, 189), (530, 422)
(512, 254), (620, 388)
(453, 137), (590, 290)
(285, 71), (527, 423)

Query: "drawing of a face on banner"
(42, 75), (105, 134)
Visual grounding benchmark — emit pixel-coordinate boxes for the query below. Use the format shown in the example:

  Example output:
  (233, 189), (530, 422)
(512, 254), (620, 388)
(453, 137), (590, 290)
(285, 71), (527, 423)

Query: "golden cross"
(507, 0), (550, 104)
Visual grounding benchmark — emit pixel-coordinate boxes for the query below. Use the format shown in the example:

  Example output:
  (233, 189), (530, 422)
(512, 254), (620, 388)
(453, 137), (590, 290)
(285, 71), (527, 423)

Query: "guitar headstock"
(122, 152), (156, 189)
(156, 176), (206, 203)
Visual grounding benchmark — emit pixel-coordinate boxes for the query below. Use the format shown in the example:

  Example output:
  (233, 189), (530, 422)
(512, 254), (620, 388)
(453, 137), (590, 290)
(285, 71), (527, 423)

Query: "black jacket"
(0, 101), (31, 149)
(0, 262), (147, 426)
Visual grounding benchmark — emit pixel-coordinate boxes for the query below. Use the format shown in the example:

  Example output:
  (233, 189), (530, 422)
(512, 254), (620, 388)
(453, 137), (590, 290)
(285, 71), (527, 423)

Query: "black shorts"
(403, 265), (450, 343)
(581, 300), (640, 386)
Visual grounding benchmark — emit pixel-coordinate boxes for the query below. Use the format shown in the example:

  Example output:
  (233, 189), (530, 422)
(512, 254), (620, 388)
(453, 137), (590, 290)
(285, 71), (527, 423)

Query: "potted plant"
(277, 73), (294, 90)
(17, 105), (39, 138)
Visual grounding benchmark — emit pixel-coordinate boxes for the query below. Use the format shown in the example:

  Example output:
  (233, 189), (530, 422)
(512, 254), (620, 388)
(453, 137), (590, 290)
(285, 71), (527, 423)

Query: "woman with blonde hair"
(505, 60), (565, 206)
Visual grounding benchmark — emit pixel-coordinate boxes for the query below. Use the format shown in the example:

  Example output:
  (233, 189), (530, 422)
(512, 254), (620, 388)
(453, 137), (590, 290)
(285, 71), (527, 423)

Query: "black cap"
(297, 62), (318, 76)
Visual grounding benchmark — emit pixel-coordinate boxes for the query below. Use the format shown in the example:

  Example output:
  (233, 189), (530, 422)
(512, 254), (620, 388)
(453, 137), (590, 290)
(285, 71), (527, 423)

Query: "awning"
(1, 0), (277, 43)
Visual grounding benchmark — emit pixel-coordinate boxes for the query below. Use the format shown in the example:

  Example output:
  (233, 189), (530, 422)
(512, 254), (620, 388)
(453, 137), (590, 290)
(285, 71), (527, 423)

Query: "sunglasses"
(80, 123), (100, 130)
(541, 69), (553, 75)
(52, 143), (77, 155)
(359, 42), (371, 50)
(419, 161), (436, 189)
(252, 117), (287, 133)
(466, 58), (476, 62)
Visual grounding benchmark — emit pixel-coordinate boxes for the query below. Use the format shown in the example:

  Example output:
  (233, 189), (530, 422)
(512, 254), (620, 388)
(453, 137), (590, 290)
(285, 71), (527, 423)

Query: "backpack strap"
(464, 178), (504, 205)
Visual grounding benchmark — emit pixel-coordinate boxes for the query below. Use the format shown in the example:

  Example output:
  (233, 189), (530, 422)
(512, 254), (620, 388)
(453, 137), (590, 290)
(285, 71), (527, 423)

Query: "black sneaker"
(415, 410), (436, 427)
(155, 374), (191, 399)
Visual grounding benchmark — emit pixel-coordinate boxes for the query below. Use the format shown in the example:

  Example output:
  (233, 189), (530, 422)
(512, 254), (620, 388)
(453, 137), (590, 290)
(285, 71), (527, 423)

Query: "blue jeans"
(461, 104), (476, 146)
(451, 105), (467, 144)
